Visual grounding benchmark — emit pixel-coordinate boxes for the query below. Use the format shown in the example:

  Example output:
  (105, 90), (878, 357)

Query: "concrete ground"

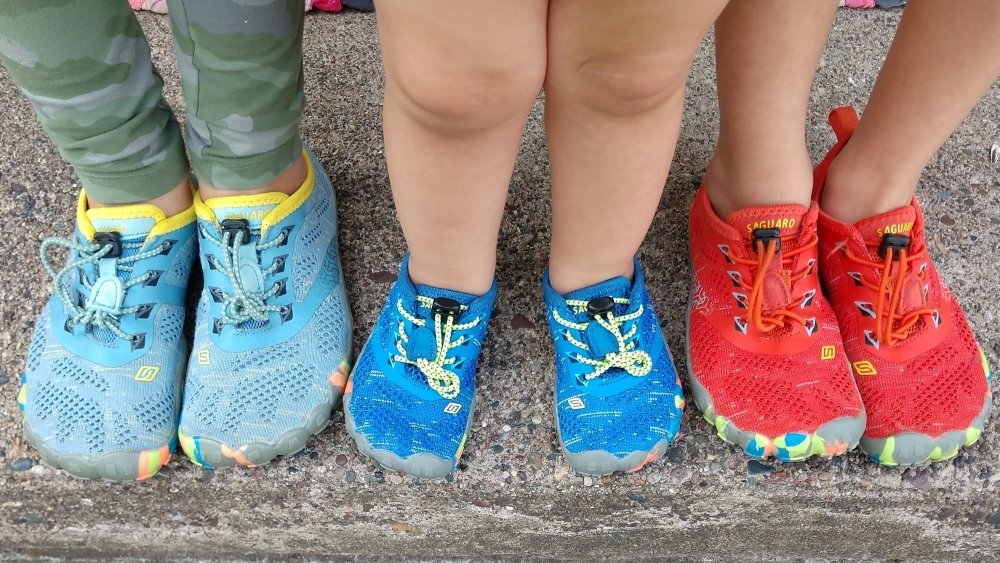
(1, 9), (999, 562)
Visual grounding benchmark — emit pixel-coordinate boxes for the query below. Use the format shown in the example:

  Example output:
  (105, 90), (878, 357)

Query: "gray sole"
(183, 391), (342, 469)
(23, 418), (171, 482)
(684, 294), (865, 461)
(861, 394), (993, 467)
(552, 374), (677, 477)
(560, 438), (672, 478)
(343, 387), (477, 481)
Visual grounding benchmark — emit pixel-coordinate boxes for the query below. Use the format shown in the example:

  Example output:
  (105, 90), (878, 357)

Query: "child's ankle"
(704, 153), (812, 218)
(87, 177), (193, 218)
(547, 259), (634, 295)
(822, 150), (918, 224)
(408, 255), (494, 297)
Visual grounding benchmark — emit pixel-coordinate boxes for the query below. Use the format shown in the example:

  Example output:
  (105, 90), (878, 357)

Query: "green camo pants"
(0, 0), (304, 204)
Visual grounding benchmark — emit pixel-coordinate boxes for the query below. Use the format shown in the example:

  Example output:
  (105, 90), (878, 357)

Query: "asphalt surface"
(1, 9), (999, 562)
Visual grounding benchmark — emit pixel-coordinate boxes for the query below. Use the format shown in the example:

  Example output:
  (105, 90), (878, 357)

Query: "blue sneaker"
(345, 256), (496, 479)
(20, 192), (197, 481)
(543, 259), (684, 476)
(178, 149), (352, 468)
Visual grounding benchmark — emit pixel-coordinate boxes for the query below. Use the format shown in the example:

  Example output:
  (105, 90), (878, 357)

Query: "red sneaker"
(813, 106), (993, 466)
(687, 187), (866, 461)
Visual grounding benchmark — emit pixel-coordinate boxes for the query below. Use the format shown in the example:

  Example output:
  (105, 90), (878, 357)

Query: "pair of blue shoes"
(19, 149), (352, 480)
(346, 257), (684, 479)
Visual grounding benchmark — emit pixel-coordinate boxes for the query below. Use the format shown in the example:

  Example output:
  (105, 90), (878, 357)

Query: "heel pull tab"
(828, 106), (860, 144)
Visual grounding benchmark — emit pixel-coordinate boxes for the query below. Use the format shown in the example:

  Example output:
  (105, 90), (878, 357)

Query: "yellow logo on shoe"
(852, 360), (877, 376)
(821, 346), (836, 360)
(134, 366), (160, 382)
(746, 218), (796, 233)
(198, 348), (211, 365)
(444, 402), (462, 415)
(876, 222), (913, 237)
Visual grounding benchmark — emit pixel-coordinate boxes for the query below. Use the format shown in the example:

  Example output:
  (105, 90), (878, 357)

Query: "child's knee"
(558, 54), (690, 116)
(388, 58), (545, 134)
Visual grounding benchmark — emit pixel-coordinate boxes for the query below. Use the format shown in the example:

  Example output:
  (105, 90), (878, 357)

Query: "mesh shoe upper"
(545, 260), (683, 458)
(23, 193), (196, 457)
(346, 257), (496, 463)
(687, 187), (864, 438)
(179, 149), (352, 447)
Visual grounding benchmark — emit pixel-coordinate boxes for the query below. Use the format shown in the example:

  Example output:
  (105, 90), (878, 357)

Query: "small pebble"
(370, 271), (397, 283)
(664, 446), (685, 464)
(12, 458), (33, 472)
(18, 513), (42, 525)
(747, 460), (774, 475)
(583, 476), (593, 487)
(501, 425), (512, 433)
(473, 499), (492, 508)
(527, 453), (543, 470)
(335, 454), (348, 466)
(492, 445), (504, 454)
(627, 493), (647, 504)
(517, 471), (527, 481)
(287, 466), (299, 474)
(345, 470), (356, 483)
(387, 474), (403, 485)
(0, 375), (9, 385)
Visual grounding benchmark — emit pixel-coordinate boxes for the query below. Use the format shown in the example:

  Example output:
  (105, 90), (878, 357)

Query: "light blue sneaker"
(543, 259), (684, 476)
(345, 256), (496, 479)
(178, 149), (352, 469)
(20, 192), (197, 481)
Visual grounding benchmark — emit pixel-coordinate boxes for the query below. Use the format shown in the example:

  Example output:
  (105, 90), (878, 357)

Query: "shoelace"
(393, 296), (482, 400)
(845, 240), (933, 346)
(200, 225), (287, 325)
(731, 234), (818, 332)
(41, 236), (168, 341)
(552, 298), (652, 380)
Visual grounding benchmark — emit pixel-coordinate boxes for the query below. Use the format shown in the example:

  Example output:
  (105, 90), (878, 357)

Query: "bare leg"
(545, 0), (728, 293)
(706, 0), (839, 218)
(376, 0), (548, 295)
(823, 0), (1000, 223)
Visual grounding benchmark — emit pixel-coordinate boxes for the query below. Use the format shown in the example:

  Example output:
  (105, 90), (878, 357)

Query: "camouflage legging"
(0, 0), (304, 204)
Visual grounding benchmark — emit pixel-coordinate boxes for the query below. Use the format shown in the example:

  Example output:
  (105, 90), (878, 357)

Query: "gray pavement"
(1, 9), (999, 562)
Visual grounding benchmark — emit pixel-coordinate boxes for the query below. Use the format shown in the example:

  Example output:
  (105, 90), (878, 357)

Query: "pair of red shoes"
(687, 107), (992, 466)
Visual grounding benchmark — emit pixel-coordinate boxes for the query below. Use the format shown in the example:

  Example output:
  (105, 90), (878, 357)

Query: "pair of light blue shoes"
(20, 148), (352, 480)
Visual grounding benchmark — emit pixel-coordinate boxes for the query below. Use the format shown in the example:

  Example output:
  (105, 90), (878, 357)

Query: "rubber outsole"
(559, 437), (673, 478)
(553, 369), (682, 477)
(343, 386), (476, 481)
(862, 393), (992, 467)
(22, 417), (173, 482)
(685, 300), (866, 462)
(179, 359), (350, 469)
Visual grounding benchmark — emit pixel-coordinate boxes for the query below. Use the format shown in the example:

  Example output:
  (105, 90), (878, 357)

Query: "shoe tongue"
(86, 204), (166, 242)
(204, 193), (287, 231)
(725, 204), (808, 247)
(564, 276), (632, 321)
(854, 205), (917, 247)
